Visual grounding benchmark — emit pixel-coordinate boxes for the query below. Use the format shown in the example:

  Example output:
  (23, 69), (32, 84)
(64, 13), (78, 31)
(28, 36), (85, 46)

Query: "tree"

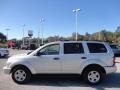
(47, 35), (60, 42)
(84, 32), (91, 40)
(114, 26), (120, 43)
(116, 26), (120, 32)
(71, 32), (82, 41)
(0, 32), (7, 43)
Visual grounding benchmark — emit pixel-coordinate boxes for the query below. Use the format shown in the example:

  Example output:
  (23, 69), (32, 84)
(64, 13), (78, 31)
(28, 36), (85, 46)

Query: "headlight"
(6, 62), (11, 68)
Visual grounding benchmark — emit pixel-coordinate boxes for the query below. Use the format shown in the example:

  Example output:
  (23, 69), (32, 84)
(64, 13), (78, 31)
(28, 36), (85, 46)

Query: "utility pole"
(99, 31), (101, 40)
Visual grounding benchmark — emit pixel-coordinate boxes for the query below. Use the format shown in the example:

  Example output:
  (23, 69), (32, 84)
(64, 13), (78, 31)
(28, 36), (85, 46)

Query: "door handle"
(53, 57), (60, 60)
(81, 57), (87, 59)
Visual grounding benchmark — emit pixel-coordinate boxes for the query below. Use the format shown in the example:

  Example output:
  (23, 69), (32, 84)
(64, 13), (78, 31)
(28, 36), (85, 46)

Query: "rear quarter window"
(87, 43), (107, 53)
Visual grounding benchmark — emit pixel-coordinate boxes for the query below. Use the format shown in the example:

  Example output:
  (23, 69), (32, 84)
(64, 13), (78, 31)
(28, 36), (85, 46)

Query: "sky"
(0, 0), (120, 39)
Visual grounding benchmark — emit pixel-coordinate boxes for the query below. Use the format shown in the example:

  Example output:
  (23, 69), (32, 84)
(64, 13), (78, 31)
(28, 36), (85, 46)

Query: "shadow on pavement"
(24, 73), (120, 89)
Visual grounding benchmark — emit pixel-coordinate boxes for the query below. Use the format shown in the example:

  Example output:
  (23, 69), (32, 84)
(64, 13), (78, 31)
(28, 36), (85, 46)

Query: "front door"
(31, 44), (61, 73)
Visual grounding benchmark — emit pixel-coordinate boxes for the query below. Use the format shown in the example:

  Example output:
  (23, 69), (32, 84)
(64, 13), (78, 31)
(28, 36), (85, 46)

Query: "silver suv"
(3, 41), (117, 85)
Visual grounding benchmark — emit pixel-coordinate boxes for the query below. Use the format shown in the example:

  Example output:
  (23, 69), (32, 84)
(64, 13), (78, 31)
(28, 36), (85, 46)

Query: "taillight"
(113, 56), (116, 65)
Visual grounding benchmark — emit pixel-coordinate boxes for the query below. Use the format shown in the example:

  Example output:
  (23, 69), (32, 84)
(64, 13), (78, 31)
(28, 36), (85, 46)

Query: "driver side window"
(39, 44), (60, 55)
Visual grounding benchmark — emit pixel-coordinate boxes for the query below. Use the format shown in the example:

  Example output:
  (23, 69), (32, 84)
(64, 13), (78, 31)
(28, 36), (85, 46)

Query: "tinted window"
(87, 43), (107, 53)
(110, 45), (120, 49)
(64, 43), (84, 54)
(39, 44), (60, 55)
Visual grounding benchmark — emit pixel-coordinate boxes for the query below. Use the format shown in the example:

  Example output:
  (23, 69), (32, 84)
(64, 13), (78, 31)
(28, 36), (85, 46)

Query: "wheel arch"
(10, 63), (36, 74)
(81, 64), (106, 76)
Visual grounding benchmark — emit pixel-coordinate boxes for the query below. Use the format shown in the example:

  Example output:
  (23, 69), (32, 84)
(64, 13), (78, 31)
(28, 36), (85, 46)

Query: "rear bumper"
(104, 65), (117, 74)
(3, 66), (11, 75)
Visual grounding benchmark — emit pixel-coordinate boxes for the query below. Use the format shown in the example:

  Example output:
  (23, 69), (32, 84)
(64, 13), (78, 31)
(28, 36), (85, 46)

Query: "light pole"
(39, 18), (45, 45)
(22, 24), (25, 45)
(38, 28), (40, 46)
(5, 28), (10, 41)
(73, 8), (80, 41)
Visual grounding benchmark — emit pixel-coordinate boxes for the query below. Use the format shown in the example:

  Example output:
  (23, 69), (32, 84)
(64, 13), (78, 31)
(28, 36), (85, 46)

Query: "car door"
(61, 42), (86, 73)
(30, 43), (62, 73)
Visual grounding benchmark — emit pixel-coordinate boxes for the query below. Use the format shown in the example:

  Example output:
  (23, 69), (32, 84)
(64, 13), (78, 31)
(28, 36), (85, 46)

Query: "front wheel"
(83, 68), (105, 85)
(11, 67), (31, 84)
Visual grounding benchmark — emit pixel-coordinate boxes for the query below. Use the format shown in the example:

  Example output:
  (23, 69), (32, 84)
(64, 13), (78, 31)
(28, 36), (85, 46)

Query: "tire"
(83, 67), (104, 85)
(11, 66), (31, 84)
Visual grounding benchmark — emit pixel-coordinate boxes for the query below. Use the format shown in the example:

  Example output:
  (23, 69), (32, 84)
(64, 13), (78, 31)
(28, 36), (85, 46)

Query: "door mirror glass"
(27, 51), (33, 55)
(36, 51), (42, 56)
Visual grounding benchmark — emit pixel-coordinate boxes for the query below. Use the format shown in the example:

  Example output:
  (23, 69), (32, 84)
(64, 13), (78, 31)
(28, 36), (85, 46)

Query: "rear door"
(61, 42), (86, 73)
(87, 42), (113, 66)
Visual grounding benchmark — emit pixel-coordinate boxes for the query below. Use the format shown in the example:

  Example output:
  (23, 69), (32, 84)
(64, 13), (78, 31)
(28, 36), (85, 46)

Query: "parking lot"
(0, 49), (120, 90)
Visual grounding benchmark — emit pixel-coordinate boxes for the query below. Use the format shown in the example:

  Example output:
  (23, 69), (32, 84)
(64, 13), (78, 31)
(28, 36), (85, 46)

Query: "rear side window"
(110, 45), (119, 49)
(87, 43), (107, 53)
(64, 43), (84, 54)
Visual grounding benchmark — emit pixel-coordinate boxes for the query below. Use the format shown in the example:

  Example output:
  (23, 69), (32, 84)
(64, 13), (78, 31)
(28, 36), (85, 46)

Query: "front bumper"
(1, 53), (9, 57)
(104, 65), (117, 74)
(3, 66), (11, 75)
(4, 53), (9, 56)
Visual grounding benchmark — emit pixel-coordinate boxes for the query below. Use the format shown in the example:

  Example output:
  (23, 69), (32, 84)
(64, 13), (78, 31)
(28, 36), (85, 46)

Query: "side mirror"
(36, 52), (41, 56)
(27, 51), (32, 55)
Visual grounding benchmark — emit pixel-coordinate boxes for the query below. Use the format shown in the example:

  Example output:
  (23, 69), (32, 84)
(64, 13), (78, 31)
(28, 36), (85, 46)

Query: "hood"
(13, 53), (27, 57)
(0, 48), (8, 50)
(7, 53), (28, 63)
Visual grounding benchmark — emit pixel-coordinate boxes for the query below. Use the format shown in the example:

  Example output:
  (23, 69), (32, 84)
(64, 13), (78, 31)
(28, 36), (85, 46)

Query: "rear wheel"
(11, 66), (31, 84)
(83, 68), (104, 85)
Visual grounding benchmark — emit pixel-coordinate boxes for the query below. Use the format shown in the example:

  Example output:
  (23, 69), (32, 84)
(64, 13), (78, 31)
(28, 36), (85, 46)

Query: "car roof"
(109, 44), (119, 46)
(47, 41), (106, 44)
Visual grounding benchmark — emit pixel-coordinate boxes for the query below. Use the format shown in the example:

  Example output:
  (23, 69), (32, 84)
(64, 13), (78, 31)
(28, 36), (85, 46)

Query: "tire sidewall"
(12, 67), (31, 84)
(83, 68), (104, 85)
